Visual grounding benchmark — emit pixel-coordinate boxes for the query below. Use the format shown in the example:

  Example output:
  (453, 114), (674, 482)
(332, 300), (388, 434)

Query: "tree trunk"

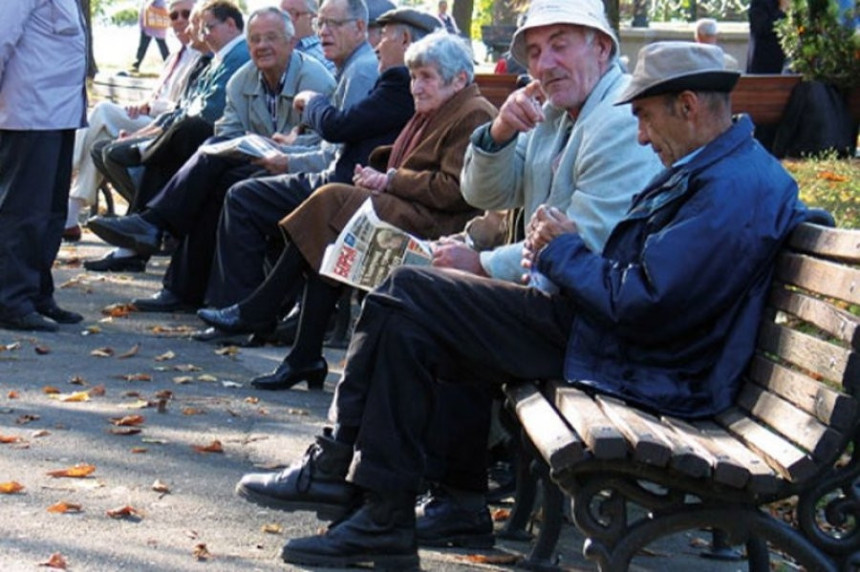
(452, 0), (474, 39)
(78, 0), (98, 78)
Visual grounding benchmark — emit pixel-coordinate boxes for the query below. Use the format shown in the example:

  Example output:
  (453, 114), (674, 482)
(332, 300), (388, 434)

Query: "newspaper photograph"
(319, 199), (433, 291)
(198, 133), (282, 161)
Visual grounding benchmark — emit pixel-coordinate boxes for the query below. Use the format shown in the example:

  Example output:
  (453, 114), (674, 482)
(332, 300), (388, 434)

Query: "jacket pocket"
(50, 0), (81, 36)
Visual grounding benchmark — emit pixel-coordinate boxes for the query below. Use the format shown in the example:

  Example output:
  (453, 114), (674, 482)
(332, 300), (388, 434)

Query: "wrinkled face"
(632, 95), (695, 167)
(524, 24), (610, 114)
(200, 9), (235, 52)
(410, 64), (463, 115)
(248, 12), (294, 76)
(315, 0), (365, 67)
(280, 0), (315, 39)
(169, 0), (193, 43)
(187, 9), (209, 51)
(374, 24), (407, 72)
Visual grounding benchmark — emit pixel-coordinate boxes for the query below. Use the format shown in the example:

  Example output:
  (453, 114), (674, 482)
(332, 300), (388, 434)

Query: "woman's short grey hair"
(405, 30), (474, 84)
(247, 6), (296, 40)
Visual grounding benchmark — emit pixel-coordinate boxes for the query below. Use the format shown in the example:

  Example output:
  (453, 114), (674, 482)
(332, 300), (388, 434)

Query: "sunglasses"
(170, 9), (191, 21)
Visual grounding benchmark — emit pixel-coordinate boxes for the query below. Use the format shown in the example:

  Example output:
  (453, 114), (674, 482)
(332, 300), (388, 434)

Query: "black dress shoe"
(236, 428), (357, 520)
(83, 251), (147, 273)
(192, 326), (252, 345)
(415, 487), (494, 548)
(37, 305), (84, 324)
(0, 312), (58, 332)
(131, 289), (195, 313)
(87, 214), (162, 256)
(250, 358), (327, 391)
(196, 304), (274, 335)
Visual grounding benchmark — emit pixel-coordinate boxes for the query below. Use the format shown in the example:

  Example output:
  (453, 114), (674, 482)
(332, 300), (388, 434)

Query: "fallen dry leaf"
(818, 171), (849, 182)
(119, 399), (151, 410)
(109, 414), (145, 426)
(52, 391), (90, 403)
(151, 479), (170, 494)
(42, 386), (60, 395)
(68, 376), (87, 386)
(88, 384), (106, 396)
(192, 440), (223, 454)
(459, 553), (521, 565)
(182, 407), (205, 416)
(32, 430), (50, 438)
(244, 396), (259, 404)
(102, 303), (135, 318)
(82, 325), (102, 335)
(173, 376), (193, 385)
(192, 543), (210, 561)
(173, 363), (202, 372)
(491, 507), (511, 521)
(154, 350), (175, 362)
(90, 347), (114, 357)
(286, 408), (309, 416)
(46, 464), (96, 478)
(131, 447), (148, 454)
(123, 390), (143, 398)
(197, 374), (217, 382)
(261, 523), (283, 534)
(0, 481), (25, 494)
(16, 414), (40, 425)
(154, 389), (173, 400)
(221, 381), (242, 388)
(7, 390), (20, 399)
(37, 552), (68, 569)
(0, 434), (22, 444)
(150, 324), (196, 336)
(4, 342), (21, 351)
(106, 505), (140, 520)
(215, 346), (239, 356)
(34, 345), (51, 355)
(117, 373), (152, 382)
(47, 501), (82, 514)
(109, 427), (142, 436)
(117, 343), (140, 359)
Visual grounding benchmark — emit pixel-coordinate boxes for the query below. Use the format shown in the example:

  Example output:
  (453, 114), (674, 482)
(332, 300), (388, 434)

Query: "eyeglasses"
(170, 9), (191, 21)
(201, 20), (224, 34)
(285, 9), (312, 21)
(312, 17), (357, 32)
(249, 32), (287, 46)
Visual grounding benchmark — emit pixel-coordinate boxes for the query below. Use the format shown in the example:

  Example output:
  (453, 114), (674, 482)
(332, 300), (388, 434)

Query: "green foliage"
(110, 6), (138, 26)
(776, 0), (860, 90)
(785, 154), (860, 228)
(471, 0), (495, 39)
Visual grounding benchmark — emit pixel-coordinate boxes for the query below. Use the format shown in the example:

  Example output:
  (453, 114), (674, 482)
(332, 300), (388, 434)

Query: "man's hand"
(489, 80), (546, 144)
(272, 127), (300, 147)
(252, 151), (289, 174)
(431, 237), (488, 276)
(125, 102), (150, 120)
(522, 205), (577, 271)
(292, 90), (318, 114)
(352, 164), (388, 193)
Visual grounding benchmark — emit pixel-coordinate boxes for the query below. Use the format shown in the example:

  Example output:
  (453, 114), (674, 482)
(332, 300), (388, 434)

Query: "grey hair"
(247, 6), (296, 40)
(696, 18), (718, 38)
(338, 0), (369, 24)
(387, 21), (431, 44)
(405, 30), (474, 84)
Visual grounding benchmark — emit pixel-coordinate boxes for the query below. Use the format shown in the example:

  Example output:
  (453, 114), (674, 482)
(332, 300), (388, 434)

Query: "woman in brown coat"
(199, 30), (497, 389)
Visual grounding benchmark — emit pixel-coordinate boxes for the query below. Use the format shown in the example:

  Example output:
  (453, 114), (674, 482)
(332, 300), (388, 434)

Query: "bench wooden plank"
(656, 416), (713, 479)
(595, 396), (672, 467)
(770, 286), (860, 348)
(731, 75), (801, 126)
(549, 381), (627, 460)
(736, 383), (844, 462)
(693, 420), (780, 493)
(748, 355), (858, 430)
(776, 252), (860, 307)
(757, 321), (857, 386)
(504, 382), (585, 472)
(787, 223), (860, 264)
(474, 73), (519, 110)
(716, 406), (817, 483)
(91, 73), (154, 104)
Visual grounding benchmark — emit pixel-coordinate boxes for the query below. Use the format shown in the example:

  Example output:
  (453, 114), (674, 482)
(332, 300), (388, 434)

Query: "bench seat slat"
(504, 382), (585, 473)
(757, 321), (857, 385)
(549, 381), (627, 460)
(595, 396), (672, 467)
(692, 421), (780, 493)
(656, 416), (713, 479)
(736, 383), (844, 462)
(748, 356), (858, 431)
(716, 407), (817, 483)
(786, 223), (860, 264)
(770, 286), (860, 348)
(776, 252), (860, 307)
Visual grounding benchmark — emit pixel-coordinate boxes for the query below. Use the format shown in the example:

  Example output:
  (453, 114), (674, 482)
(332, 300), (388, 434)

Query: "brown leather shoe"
(62, 225), (82, 242)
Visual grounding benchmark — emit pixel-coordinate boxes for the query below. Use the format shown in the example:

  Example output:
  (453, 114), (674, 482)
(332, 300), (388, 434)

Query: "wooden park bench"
(501, 221), (860, 570)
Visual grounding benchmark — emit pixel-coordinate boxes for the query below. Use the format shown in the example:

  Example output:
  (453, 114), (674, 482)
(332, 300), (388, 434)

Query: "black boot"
(282, 489), (419, 569)
(235, 428), (357, 520)
(416, 485), (494, 548)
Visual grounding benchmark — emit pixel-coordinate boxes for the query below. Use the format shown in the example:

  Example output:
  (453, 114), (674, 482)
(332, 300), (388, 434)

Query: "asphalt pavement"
(0, 232), (751, 571)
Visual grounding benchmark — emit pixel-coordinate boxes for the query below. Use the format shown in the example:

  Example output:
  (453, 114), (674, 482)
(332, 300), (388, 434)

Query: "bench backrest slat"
(776, 253), (860, 308)
(770, 287), (860, 347)
(748, 356), (858, 431)
(474, 73), (520, 110)
(787, 223), (860, 262)
(550, 381), (628, 459)
(756, 321), (857, 386)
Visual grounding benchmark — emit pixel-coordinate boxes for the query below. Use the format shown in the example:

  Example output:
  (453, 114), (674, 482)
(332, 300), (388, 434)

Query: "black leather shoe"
(250, 358), (327, 391)
(131, 289), (195, 313)
(191, 326), (251, 345)
(87, 214), (162, 256)
(83, 251), (148, 273)
(416, 487), (494, 548)
(282, 489), (419, 569)
(37, 304), (83, 324)
(0, 312), (59, 332)
(196, 304), (274, 335)
(236, 428), (358, 520)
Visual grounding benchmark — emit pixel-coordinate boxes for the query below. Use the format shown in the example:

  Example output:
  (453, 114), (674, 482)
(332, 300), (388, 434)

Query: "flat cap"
(616, 41), (740, 104)
(375, 8), (443, 34)
(366, 0), (396, 25)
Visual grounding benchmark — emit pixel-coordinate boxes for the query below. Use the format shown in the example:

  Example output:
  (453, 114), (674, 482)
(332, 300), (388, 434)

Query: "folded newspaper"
(319, 199), (433, 291)
(198, 133), (281, 160)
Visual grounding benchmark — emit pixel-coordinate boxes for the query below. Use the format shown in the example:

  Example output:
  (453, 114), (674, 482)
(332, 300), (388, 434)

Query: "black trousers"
(205, 172), (322, 308)
(331, 266), (575, 493)
(148, 142), (261, 306)
(94, 136), (148, 204)
(0, 129), (74, 319)
(133, 30), (169, 67)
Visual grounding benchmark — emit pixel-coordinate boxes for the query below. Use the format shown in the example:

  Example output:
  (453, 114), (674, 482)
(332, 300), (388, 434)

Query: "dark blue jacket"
(302, 65), (414, 187)
(537, 115), (811, 418)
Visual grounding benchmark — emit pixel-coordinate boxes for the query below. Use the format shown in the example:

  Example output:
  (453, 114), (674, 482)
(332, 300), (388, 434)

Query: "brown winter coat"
(279, 83), (497, 270)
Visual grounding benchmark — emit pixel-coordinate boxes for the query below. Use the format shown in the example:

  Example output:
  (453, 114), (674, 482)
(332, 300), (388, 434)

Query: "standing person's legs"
(0, 129), (76, 329)
(133, 30), (151, 70)
(155, 37), (170, 60)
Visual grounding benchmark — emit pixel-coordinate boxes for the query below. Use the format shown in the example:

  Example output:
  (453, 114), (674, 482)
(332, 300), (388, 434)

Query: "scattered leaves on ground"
(155, 350), (175, 362)
(102, 303), (135, 318)
(192, 440), (223, 454)
(47, 501), (83, 514)
(197, 374), (217, 382)
(88, 384), (106, 396)
(7, 390), (20, 399)
(173, 376), (193, 384)
(37, 552), (68, 569)
(68, 376), (87, 386)
(214, 346), (239, 357)
(109, 427), (142, 436)
(244, 396), (259, 404)
(182, 407), (205, 416)
(82, 325), (101, 335)
(491, 507), (511, 521)
(42, 386), (60, 395)
(151, 325), (196, 336)
(106, 505), (141, 520)
(131, 447), (148, 454)
(192, 543), (210, 561)
(51, 391), (91, 403)
(261, 523), (283, 534)
(117, 373), (152, 382)
(34, 345), (51, 355)
(120, 399), (152, 410)
(46, 464), (96, 478)
(90, 347), (114, 357)
(16, 414), (40, 425)
(458, 553), (521, 565)
(117, 343), (140, 359)
(0, 434), (22, 444)
(109, 414), (145, 426)
(0, 481), (25, 494)
(151, 479), (170, 494)
(173, 364), (201, 372)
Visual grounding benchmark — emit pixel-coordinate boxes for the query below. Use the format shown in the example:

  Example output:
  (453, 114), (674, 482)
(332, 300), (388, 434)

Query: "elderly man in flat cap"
(242, 40), (814, 568)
